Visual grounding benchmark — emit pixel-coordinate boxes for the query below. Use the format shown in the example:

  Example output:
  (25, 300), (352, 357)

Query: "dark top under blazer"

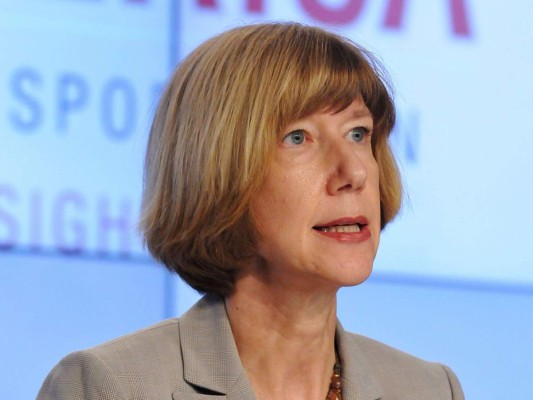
(37, 294), (465, 400)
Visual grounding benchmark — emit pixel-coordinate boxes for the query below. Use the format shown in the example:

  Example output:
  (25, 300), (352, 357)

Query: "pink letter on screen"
(197, 0), (217, 7)
(197, 0), (263, 12)
(383, 0), (404, 28)
(301, 0), (366, 25)
(383, 0), (471, 37)
(450, 0), (471, 36)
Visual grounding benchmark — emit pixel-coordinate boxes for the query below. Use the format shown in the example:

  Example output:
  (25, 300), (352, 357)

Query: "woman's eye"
(283, 130), (306, 145)
(347, 127), (369, 143)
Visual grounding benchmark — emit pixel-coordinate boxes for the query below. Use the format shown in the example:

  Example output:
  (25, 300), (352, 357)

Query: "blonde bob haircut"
(141, 23), (402, 296)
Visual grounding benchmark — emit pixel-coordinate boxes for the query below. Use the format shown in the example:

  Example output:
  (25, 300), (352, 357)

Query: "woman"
(38, 23), (464, 399)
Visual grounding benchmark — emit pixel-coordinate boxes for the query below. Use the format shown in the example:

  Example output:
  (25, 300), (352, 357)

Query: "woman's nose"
(326, 143), (367, 195)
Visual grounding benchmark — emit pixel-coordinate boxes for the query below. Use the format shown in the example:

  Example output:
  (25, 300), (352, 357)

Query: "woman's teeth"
(318, 224), (361, 233)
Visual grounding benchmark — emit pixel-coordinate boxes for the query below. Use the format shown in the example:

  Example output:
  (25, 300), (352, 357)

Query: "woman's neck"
(225, 272), (338, 400)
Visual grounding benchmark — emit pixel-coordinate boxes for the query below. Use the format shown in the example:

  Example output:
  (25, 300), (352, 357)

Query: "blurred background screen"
(0, 1), (531, 398)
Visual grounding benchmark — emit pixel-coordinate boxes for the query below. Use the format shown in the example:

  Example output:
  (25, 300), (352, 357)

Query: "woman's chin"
(331, 263), (374, 288)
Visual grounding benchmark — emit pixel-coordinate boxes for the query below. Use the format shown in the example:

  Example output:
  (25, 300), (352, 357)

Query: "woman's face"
(250, 99), (381, 292)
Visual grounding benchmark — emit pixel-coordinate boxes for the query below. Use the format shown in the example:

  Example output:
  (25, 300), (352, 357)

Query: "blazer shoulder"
(342, 332), (465, 399)
(37, 318), (185, 400)
(89, 318), (181, 356)
(80, 317), (185, 382)
(344, 331), (434, 366)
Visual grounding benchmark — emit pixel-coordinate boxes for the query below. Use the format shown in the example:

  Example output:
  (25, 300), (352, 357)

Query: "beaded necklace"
(326, 355), (342, 400)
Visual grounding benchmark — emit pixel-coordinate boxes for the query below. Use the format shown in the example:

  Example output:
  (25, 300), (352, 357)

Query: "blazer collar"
(336, 322), (383, 400)
(177, 294), (382, 400)
(177, 294), (256, 399)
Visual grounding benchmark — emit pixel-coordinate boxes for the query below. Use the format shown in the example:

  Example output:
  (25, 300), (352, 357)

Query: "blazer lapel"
(173, 295), (381, 400)
(336, 322), (383, 400)
(174, 294), (256, 400)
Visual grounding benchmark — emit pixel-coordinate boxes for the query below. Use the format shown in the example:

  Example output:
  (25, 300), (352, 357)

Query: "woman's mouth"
(313, 223), (362, 233)
(312, 217), (371, 242)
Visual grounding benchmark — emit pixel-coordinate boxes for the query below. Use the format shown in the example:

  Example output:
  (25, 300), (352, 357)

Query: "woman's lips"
(312, 217), (371, 242)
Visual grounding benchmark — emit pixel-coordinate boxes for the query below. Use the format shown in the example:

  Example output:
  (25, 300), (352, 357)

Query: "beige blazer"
(37, 294), (464, 399)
